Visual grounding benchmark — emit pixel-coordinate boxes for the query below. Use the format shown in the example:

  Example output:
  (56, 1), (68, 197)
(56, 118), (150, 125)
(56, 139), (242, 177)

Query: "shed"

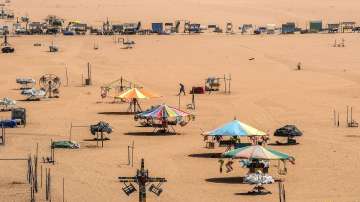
(112, 24), (123, 33)
(309, 20), (322, 33)
(189, 24), (201, 33)
(341, 21), (356, 32)
(266, 24), (276, 34)
(282, 22), (295, 34)
(327, 23), (340, 33)
(151, 23), (163, 34)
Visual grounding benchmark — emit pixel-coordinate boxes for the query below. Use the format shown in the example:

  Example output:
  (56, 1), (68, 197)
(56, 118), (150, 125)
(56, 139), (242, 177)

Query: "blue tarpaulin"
(152, 23), (163, 33)
(0, 119), (17, 128)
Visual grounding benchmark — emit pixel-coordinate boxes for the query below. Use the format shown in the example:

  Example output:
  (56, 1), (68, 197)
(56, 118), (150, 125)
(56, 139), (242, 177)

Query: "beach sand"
(1, 1), (360, 201)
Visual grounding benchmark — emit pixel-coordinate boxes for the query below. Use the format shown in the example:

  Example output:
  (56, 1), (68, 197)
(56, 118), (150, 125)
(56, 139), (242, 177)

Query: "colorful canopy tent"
(204, 120), (266, 137)
(135, 104), (195, 133)
(115, 88), (160, 113)
(222, 145), (293, 160)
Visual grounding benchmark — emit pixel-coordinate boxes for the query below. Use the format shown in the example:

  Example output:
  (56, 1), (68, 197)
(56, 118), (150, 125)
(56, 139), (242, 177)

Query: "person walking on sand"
(178, 83), (186, 96)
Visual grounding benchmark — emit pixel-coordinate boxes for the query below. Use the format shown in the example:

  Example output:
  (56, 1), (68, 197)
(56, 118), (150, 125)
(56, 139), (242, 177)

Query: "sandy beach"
(1, 0), (360, 202)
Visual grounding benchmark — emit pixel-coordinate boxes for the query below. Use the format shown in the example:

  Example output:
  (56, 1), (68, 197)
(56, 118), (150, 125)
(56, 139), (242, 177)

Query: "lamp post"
(118, 158), (167, 202)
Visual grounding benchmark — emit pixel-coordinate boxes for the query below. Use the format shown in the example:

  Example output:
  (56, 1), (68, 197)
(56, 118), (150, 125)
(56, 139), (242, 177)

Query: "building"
(327, 23), (340, 33)
(309, 20), (322, 33)
(151, 23), (163, 34)
(282, 22), (296, 34)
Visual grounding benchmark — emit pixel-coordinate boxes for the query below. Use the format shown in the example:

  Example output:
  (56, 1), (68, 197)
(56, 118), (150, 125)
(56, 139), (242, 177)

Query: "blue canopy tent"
(204, 120), (266, 137)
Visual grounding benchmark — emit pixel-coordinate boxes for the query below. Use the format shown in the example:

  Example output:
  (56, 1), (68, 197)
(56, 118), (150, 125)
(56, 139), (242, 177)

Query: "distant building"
(282, 22), (296, 34)
(309, 20), (322, 33)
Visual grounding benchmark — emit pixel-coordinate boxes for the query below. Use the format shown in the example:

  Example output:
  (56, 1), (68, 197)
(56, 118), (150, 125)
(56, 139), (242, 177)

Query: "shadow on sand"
(188, 152), (222, 158)
(98, 112), (135, 115)
(205, 176), (245, 184)
(267, 142), (299, 146)
(124, 132), (178, 136)
(83, 138), (111, 141)
(234, 191), (271, 196)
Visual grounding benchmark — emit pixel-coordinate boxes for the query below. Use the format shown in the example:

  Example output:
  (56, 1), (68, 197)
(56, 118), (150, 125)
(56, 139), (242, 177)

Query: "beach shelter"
(222, 145), (293, 160)
(115, 88), (159, 113)
(204, 120), (266, 137)
(136, 104), (194, 121)
(135, 104), (194, 133)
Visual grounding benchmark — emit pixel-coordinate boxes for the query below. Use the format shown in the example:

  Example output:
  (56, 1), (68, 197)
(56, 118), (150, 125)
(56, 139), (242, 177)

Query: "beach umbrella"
(136, 104), (194, 121)
(115, 88), (160, 113)
(204, 120), (266, 137)
(274, 125), (303, 137)
(115, 88), (160, 100)
(222, 145), (293, 160)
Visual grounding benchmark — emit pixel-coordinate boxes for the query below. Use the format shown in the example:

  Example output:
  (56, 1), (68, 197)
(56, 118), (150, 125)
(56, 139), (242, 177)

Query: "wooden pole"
(40, 165), (43, 188)
(347, 106), (349, 125)
(127, 145), (130, 165)
(45, 168), (48, 200)
(192, 93), (195, 110)
(120, 76), (123, 91)
(282, 183), (286, 202)
(131, 141), (134, 167)
(62, 177), (65, 202)
(351, 106), (353, 123)
(48, 168), (51, 202)
(65, 66), (69, 87)
(228, 74), (231, 94)
(96, 131), (99, 147)
(224, 74), (227, 93)
(87, 62), (90, 82)
(337, 112), (340, 127)
(101, 132), (104, 148)
(69, 122), (72, 141)
(278, 180), (282, 202)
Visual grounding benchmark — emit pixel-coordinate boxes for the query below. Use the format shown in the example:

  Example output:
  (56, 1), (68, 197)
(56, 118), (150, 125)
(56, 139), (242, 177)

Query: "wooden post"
(350, 106), (353, 124)
(228, 74), (231, 94)
(87, 62), (90, 84)
(69, 122), (72, 141)
(45, 168), (48, 200)
(127, 145), (130, 165)
(337, 112), (340, 127)
(347, 106), (349, 125)
(51, 139), (55, 164)
(34, 147), (38, 192)
(192, 93), (195, 110)
(62, 177), (65, 202)
(40, 165), (43, 188)
(65, 66), (69, 87)
(282, 183), (286, 202)
(224, 75), (227, 93)
(96, 132), (99, 147)
(120, 76), (123, 91)
(131, 141), (134, 167)
(101, 132), (104, 148)
(278, 180), (282, 202)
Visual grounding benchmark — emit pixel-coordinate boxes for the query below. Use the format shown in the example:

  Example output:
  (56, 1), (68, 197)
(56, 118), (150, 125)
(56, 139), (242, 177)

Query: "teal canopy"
(204, 120), (266, 137)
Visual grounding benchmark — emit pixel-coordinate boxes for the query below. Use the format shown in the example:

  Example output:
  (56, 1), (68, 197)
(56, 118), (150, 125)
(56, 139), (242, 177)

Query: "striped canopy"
(222, 145), (293, 160)
(204, 120), (266, 137)
(115, 88), (160, 100)
(136, 104), (194, 120)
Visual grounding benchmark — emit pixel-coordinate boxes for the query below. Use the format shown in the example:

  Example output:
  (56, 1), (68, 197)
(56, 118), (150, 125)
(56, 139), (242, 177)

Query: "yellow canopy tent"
(115, 88), (160, 113)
